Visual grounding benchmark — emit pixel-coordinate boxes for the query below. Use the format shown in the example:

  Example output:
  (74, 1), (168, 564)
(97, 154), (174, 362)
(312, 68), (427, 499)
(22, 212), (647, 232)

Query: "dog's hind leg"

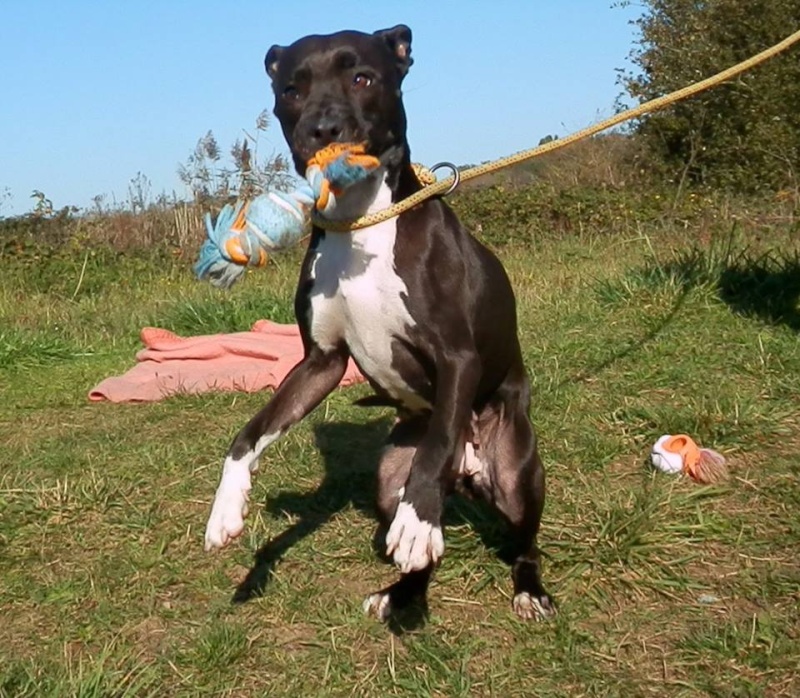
(364, 414), (435, 621)
(204, 346), (349, 551)
(476, 390), (556, 621)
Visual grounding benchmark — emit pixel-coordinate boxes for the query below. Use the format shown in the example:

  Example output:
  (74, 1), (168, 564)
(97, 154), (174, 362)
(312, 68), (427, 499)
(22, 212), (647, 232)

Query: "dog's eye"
(352, 73), (373, 89)
(283, 85), (299, 100)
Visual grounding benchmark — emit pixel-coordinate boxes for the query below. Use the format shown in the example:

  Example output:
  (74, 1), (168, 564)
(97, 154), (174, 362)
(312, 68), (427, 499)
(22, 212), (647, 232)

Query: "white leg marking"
(204, 455), (251, 551)
(249, 432), (280, 474)
(385, 502), (444, 573)
(513, 592), (556, 621)
(204, 432), (280, 551)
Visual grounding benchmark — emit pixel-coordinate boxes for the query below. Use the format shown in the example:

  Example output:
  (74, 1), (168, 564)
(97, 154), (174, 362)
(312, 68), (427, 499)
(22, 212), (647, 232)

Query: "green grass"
(1, 218), (799, 697)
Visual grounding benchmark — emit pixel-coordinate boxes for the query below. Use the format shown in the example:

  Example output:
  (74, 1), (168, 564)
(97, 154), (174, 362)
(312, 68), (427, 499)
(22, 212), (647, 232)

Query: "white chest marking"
(308, 175), (429, 410)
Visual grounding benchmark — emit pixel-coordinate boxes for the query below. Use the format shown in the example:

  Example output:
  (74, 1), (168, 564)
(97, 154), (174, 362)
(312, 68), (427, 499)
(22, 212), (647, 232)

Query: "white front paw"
(385, 502), (444, 573)
(204, 485), (249, 551)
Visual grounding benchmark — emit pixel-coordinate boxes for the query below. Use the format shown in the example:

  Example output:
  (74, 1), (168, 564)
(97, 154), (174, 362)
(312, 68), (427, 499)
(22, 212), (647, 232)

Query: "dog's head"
(265, 25), (413, 175)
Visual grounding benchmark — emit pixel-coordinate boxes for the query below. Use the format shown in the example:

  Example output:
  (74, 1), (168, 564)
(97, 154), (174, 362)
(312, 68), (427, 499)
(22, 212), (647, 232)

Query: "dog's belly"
(307, 196), (430, 411)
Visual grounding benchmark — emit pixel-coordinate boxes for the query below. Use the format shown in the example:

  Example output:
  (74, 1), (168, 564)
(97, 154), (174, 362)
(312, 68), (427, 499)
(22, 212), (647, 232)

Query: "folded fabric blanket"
(89, 320), (365, 403)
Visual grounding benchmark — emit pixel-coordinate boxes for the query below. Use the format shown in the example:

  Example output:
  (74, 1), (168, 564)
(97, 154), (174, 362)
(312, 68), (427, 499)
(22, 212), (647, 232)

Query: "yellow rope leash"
(312, 27), (800, 233)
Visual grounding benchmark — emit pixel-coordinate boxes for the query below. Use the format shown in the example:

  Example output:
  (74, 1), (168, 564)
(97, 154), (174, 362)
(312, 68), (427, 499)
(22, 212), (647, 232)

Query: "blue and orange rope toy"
(195, 143), (380, 288)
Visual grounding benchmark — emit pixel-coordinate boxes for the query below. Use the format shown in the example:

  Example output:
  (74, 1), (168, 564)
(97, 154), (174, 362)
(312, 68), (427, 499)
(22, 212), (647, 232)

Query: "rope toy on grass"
(194, 143), (381, 288)
(651, 434), (728, 484)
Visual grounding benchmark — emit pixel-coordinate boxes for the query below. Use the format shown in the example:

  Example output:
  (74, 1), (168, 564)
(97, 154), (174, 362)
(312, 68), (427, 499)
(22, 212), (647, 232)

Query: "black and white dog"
(204, 25), (555, 621)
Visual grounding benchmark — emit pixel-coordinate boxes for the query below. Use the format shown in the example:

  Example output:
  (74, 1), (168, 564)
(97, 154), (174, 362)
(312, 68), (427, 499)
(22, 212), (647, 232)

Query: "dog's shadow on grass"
(641, 246), (800, 332)
(232, 415), (511, 631)
(574, 247), (800, 386)
(233, 417), (390, 606)
(716, 252), (800, 332)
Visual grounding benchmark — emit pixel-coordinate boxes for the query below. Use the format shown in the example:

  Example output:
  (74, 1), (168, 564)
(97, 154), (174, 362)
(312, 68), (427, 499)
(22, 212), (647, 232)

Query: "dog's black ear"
(265, 45), (285, 79)
(374, 24), (413, 78)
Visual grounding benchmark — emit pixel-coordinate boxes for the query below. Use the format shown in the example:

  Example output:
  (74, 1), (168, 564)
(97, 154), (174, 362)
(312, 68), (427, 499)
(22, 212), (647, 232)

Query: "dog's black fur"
(205, 25), (554, 621)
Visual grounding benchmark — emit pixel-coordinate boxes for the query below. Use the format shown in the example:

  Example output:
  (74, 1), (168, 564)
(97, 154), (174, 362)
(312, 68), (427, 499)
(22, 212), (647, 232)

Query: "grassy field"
(1, 204), (799, 696)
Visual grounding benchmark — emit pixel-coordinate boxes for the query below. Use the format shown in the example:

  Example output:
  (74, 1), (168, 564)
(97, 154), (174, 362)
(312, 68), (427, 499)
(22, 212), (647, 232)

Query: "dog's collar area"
(428, 162), (460, 194)
(310, 161), (460, 233)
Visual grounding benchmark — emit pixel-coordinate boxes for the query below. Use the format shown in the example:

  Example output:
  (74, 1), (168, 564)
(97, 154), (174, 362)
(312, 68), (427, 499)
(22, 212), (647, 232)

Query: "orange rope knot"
(651, 434), (728, 484)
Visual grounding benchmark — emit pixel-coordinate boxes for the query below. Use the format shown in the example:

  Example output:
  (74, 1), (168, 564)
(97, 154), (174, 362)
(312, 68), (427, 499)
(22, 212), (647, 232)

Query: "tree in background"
(620, 0), (800, 192)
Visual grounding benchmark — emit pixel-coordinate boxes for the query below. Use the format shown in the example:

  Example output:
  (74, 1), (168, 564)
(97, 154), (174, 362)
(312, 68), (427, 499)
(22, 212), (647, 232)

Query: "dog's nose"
(309, 116), (345, 148)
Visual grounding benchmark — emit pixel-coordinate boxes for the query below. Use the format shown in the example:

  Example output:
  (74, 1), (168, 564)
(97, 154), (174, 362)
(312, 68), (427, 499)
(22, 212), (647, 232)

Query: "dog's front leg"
(386, 352), (480, 572)
(204, 346), (349, 551)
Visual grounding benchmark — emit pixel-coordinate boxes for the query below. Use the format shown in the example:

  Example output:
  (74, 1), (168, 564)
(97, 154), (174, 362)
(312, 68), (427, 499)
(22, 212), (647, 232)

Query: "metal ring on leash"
(431, 162), (460, 195)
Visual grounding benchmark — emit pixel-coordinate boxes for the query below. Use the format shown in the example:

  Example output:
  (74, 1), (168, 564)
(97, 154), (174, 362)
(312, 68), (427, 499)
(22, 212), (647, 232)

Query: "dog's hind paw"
(385, 502), (444, 573)
(512, 592), (557, 621)
(204, 481), (250, 551)
(363, 592), (392, 622)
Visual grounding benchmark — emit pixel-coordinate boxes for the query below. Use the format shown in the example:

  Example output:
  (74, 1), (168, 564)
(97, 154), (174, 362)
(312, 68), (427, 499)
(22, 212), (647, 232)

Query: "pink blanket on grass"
(88, 320), (365, 403)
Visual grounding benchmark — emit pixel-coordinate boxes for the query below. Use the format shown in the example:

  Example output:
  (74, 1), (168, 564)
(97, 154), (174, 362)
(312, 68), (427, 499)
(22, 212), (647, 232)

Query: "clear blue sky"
(0, 1), (642, 216)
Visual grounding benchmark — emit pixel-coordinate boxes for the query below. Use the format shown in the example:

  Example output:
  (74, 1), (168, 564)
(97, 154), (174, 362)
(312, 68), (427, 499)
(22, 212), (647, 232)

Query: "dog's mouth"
(295, 136), (379, 167)
(289, 110), (401, 174)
